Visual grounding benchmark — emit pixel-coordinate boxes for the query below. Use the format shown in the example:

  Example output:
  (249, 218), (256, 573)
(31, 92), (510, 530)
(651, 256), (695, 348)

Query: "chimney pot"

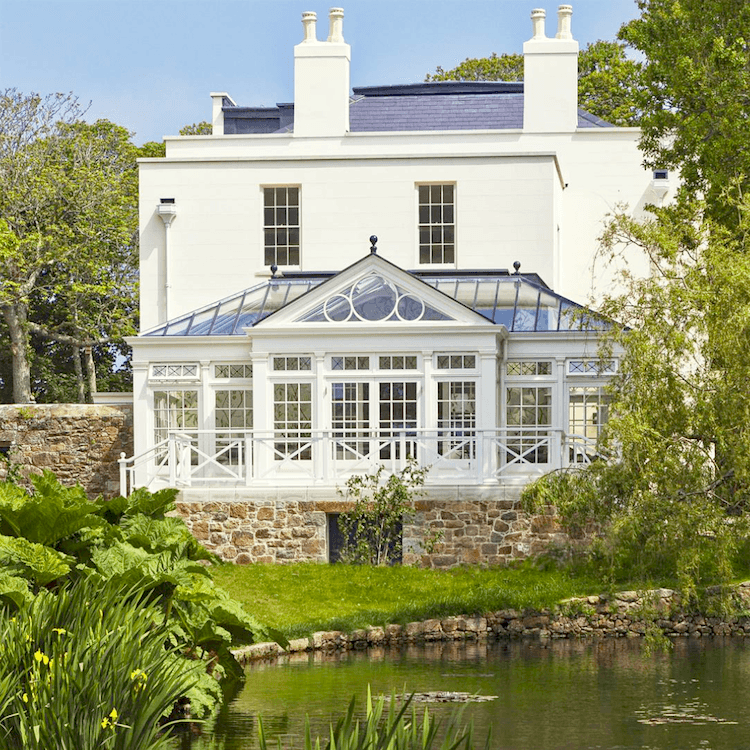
(556, 5), (573, 40)
(530, 8), (546, 39)
(301, 11), (317, 43)
(328, 7), (345, 43)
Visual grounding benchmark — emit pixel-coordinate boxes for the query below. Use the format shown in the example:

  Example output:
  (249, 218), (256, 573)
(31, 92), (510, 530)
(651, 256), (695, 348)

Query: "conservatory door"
(330, 379), (419, 471)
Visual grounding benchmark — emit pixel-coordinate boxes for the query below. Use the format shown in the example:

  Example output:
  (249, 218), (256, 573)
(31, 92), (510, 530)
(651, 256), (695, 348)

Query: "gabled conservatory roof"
(142, 269), (608, 337)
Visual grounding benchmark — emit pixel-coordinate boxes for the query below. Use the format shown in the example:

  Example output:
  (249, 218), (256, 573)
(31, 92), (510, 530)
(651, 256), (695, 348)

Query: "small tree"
(337, 459), (430, 566)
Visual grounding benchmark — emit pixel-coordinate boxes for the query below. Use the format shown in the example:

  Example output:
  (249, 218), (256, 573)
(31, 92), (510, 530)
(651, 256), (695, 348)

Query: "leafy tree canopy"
(179, 120), (212, 136)
(0, 91), (143, 403)
(524, 197), (750, 595)
(425, 41), (642, 126)
(619, 0), (750, 224)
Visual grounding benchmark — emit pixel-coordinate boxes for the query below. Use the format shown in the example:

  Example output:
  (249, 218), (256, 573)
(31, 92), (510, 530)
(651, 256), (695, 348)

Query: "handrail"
(119, 428), (603, 494)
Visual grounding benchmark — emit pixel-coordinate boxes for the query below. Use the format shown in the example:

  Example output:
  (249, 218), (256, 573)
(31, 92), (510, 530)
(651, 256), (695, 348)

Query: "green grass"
(212, 561), (603, 639)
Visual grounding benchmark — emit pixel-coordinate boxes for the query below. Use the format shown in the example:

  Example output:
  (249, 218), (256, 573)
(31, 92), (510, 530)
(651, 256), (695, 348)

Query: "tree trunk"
(72, 346), (86, 404)
(2, 302), (32, 403)
(83, 345), (97, 402)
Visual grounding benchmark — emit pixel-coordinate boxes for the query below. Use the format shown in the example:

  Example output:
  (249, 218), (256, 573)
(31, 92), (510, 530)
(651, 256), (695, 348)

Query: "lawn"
(212, 561), (603, 639)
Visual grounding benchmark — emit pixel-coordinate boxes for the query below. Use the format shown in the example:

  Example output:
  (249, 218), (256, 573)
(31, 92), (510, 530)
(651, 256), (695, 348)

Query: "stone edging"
(233, 582), (750, 665)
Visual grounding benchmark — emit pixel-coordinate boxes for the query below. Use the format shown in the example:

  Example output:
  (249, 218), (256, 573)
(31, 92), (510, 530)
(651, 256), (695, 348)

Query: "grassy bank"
(213, 562), (603, 639)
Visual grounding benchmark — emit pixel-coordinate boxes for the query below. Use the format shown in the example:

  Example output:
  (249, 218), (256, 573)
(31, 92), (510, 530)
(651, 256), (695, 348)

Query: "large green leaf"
(91, 541), (210, 592)
(120, 514), (213, 560)
(0, 471), (103, 546)
(0, 568), (32, 608)
(0, 534), (73, 586)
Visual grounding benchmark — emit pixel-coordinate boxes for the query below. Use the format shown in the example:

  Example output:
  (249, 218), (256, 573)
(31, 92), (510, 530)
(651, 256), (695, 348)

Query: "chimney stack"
(293, 7), (351, 137)
(523, 5), (579, 133)
(556, 4), (573, 39)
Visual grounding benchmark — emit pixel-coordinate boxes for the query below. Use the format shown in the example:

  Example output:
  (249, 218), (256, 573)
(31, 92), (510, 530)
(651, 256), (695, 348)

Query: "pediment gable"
(255, 254), (494, 328)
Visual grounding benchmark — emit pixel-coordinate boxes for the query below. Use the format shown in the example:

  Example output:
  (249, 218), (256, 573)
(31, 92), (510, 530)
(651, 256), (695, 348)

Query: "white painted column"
(421, 349), (434, 468)
(479, 348), (499, 483)
(199, 360), (212, 468)
(131, 362), (150, 487)
(251, 352), (270, 484)
(555, 357), (567, 468)
(314, 352), (326, 481)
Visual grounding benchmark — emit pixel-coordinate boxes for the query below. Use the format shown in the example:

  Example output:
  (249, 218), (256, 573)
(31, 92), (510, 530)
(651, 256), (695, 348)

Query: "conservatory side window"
(569, 386), (611, 461)
(506, 386), (552, 464)
(153, 390), (199, 463)
(215, 390), (253, 465)
(273, 382), (312, 460)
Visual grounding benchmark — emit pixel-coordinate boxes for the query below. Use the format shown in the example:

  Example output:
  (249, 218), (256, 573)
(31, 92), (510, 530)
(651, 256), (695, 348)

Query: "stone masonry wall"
(235, 583), (750, 663)
(175, 486), (567, 569)
(0, 404), (133, 498)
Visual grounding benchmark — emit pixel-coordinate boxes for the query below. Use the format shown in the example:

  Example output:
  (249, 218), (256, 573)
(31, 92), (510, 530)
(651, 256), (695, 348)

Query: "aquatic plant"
(257, 687), (490, 750)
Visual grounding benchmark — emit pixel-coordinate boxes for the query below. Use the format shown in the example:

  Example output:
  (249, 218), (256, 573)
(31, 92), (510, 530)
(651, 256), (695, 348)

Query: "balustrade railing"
(119, 428), (597, 496)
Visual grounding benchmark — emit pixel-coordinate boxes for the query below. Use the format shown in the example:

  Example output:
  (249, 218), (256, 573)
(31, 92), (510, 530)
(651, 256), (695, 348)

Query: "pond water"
(179, 638), (750, 750)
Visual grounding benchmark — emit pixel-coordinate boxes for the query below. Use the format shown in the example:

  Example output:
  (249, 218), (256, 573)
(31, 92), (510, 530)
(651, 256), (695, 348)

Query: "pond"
(180, 638), (750, 750)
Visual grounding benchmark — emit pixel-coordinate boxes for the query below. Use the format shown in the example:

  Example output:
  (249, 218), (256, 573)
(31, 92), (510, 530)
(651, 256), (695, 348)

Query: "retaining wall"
(0, 404), (133, 498)
(235, 583), (750, 664)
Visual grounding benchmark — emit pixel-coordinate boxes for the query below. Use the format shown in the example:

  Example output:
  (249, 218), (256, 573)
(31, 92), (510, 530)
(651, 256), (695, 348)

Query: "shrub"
(337, 460), (440, 565)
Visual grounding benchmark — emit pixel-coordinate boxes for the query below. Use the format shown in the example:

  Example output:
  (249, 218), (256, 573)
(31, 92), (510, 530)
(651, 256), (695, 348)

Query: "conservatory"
(123, 252), (615, 495)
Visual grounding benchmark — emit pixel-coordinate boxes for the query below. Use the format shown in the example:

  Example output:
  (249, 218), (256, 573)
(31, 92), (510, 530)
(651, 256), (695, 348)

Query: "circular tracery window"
(351, 275), (397, 321)
(321, 274), (428, 323)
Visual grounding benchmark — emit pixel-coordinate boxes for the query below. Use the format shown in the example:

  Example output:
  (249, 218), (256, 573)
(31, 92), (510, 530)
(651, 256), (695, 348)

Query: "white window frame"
(417, 183), (456, 266)
(262, 185), (301, 269)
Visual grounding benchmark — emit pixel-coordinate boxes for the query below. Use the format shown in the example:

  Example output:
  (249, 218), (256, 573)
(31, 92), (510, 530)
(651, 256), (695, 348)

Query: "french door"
(331, 379), (419, 462)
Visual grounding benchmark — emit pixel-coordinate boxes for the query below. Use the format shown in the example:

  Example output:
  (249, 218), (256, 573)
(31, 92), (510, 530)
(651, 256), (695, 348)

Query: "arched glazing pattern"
(296, 274), (452, 323)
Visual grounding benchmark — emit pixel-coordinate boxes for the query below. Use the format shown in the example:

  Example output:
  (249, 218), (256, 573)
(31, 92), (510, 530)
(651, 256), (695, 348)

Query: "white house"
(122, 6), (664, 566)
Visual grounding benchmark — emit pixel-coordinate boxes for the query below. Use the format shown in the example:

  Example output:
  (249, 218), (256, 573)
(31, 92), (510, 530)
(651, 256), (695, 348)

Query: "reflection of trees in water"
(195, 637), (750, 750)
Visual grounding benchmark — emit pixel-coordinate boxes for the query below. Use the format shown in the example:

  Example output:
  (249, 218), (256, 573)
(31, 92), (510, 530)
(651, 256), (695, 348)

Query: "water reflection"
(182, 638), (750, 750)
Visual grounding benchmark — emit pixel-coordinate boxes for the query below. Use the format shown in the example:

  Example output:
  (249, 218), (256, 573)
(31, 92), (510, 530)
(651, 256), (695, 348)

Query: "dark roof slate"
(221, 81), (615, 135)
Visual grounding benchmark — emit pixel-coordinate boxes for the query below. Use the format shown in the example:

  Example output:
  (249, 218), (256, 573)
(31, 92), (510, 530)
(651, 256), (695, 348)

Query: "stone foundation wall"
(0, 404), (133, 498)
(404, 490), (568, 567)
(175, 486), (567, 569)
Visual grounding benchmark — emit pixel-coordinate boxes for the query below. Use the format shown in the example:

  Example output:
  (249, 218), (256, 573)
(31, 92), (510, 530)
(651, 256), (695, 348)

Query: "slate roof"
(222, 81), (614, 134)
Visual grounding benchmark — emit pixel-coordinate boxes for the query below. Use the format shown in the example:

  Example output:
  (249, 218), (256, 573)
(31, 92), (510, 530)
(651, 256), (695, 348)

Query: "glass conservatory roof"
(142, 272), (609, 337)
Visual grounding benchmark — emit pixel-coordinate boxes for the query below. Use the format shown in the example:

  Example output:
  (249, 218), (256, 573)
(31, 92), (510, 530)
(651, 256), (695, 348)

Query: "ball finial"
(513, 260), (521, 274)
(369, 235), (378, 254)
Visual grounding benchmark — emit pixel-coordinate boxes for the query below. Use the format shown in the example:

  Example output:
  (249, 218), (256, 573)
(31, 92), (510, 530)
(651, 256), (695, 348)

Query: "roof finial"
(370, 235), (378, 254)
(513, 260), (521, 274)
(270, 263), (278, 278)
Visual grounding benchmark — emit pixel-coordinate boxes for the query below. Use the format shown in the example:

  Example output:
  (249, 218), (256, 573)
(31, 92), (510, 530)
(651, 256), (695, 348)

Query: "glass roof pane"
(188, 307), (219, 336)
(536, 290), (561, 331)
(143, 269), (609, 337)
(211, 295), (246, 335)
(163, 316), (192, 336)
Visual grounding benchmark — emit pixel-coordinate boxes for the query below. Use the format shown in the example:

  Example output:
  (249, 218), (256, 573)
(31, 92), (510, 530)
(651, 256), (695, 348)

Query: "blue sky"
(1, 0), (640, 145)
